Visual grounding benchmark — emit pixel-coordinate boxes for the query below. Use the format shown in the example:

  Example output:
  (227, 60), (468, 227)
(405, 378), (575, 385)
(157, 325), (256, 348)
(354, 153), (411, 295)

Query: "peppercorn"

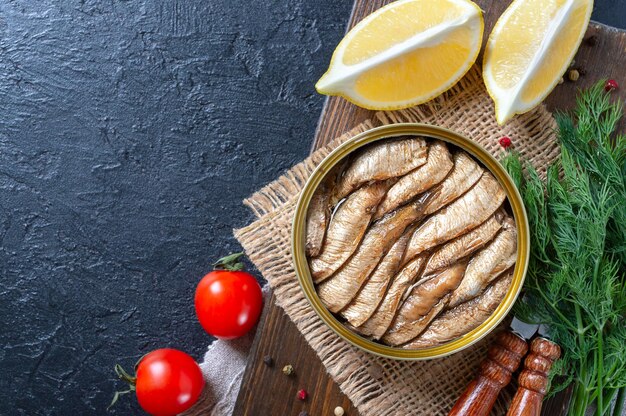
(605, 79), (619, 92)
(568, 69), (580, 82)
(498, 136), (512, 149)
(297, 389), (308, 401)
(282, 364), (294, 376)
(263, 355), (274, 367)
(334, 406), (345, 416)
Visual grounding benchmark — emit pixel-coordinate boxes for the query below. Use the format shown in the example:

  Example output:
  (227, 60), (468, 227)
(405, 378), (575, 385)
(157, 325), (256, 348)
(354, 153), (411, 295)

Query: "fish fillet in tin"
(317, 197), (427, 313)
(332, 137), (427, 202)
(374, 141), (452, 219)
(310, 180), (393, 283)
(403, 172), (506, 264)
(382, 261), (467, 346)
(402, 272), (514, 349)
(340, 227), (413, 327)
(448, 217), (517, 308)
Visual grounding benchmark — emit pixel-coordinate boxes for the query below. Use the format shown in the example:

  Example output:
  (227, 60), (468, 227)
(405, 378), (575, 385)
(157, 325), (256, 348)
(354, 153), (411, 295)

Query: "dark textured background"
(0, 1), (624, 415)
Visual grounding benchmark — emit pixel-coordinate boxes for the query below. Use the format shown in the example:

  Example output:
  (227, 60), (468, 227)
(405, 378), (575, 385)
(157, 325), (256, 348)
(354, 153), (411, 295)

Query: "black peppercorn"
(263, 355), (274, 367)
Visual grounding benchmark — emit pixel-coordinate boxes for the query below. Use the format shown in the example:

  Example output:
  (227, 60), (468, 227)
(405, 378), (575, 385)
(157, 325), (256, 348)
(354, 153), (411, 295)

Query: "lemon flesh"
(316, 0), (484, 110)
(483, 0), (593, 124)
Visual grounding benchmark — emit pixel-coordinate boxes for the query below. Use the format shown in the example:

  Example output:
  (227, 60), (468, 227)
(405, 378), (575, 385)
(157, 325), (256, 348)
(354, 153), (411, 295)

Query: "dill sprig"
(503, 81), (626, 416)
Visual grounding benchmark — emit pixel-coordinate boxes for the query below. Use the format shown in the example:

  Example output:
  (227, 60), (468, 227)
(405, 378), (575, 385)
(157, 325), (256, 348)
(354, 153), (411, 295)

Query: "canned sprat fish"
(292, 124), (529, 360)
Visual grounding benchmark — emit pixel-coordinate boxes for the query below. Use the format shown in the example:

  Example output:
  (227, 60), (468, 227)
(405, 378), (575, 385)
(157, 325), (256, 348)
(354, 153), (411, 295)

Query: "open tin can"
(292, 123), (529, 360)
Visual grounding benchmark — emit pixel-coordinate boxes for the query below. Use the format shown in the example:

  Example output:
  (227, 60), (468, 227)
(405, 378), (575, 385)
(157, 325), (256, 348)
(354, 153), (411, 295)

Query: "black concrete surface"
(0, 1), (624, 415)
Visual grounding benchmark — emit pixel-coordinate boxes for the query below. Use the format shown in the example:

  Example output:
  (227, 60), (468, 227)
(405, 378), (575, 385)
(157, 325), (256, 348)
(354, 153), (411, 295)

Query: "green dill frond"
(502, 151), (524, 189)
(504, 82), (626, 415)
(557, 80), (626, 268)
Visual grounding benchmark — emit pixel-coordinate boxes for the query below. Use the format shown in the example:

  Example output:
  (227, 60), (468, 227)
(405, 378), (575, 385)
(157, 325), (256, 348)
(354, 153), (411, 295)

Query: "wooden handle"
(448, 331), (528, 416)
(506, 337), (561, 416)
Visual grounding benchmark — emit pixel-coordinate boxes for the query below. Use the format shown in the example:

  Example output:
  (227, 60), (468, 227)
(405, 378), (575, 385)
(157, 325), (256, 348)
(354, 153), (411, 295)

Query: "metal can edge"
(291, 123), (530, 360)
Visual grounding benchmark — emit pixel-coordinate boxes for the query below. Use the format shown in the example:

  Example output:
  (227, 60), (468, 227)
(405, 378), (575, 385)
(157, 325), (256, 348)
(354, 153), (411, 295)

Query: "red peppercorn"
(499, 136), (512, 149)
(605, 79), (618, 91)
(297, 389), (308, 401)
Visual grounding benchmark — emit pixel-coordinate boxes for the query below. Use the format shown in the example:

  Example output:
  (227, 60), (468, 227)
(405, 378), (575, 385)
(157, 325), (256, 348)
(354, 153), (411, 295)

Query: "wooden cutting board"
(234, 1), (626, 415)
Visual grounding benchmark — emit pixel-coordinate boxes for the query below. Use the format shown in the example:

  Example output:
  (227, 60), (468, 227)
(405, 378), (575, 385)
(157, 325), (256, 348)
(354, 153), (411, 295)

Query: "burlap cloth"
(233, 66), (559, 416)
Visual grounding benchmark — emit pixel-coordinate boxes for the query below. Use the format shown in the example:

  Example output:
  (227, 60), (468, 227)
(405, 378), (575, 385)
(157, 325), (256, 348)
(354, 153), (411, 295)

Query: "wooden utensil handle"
(506, 337), (561, 416)
(448, 331), (528, 416)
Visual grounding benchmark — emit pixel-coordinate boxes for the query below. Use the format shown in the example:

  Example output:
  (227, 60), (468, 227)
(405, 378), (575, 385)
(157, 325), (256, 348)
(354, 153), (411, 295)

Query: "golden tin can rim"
(292, 123), (529, 360)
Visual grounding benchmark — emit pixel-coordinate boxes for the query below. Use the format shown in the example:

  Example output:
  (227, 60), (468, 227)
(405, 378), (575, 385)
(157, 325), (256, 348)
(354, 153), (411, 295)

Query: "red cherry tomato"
(134, 349), (205, 416)
(195, 253), (263, 339)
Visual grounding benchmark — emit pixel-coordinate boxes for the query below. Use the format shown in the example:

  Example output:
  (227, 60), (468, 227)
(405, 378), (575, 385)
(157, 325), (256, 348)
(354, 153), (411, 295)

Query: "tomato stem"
(108, 387), (135, 411)
(109, 364), (137, 410)
(115, 363), (137, 385)
(213, 252), (245, 271)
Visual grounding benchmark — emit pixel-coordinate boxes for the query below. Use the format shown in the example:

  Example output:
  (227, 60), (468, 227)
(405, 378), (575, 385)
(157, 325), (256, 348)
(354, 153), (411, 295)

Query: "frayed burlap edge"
(234, 65), (559, 416)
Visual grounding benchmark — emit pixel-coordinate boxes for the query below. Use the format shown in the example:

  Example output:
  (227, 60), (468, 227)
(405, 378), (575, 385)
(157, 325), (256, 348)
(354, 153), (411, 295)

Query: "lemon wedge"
(483, 0), (593, 124)
(315, 0), (484, 110)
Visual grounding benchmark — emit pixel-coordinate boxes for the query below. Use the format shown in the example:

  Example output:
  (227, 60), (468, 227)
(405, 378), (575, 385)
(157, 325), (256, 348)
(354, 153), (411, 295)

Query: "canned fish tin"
(292, 124), (529, 360)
